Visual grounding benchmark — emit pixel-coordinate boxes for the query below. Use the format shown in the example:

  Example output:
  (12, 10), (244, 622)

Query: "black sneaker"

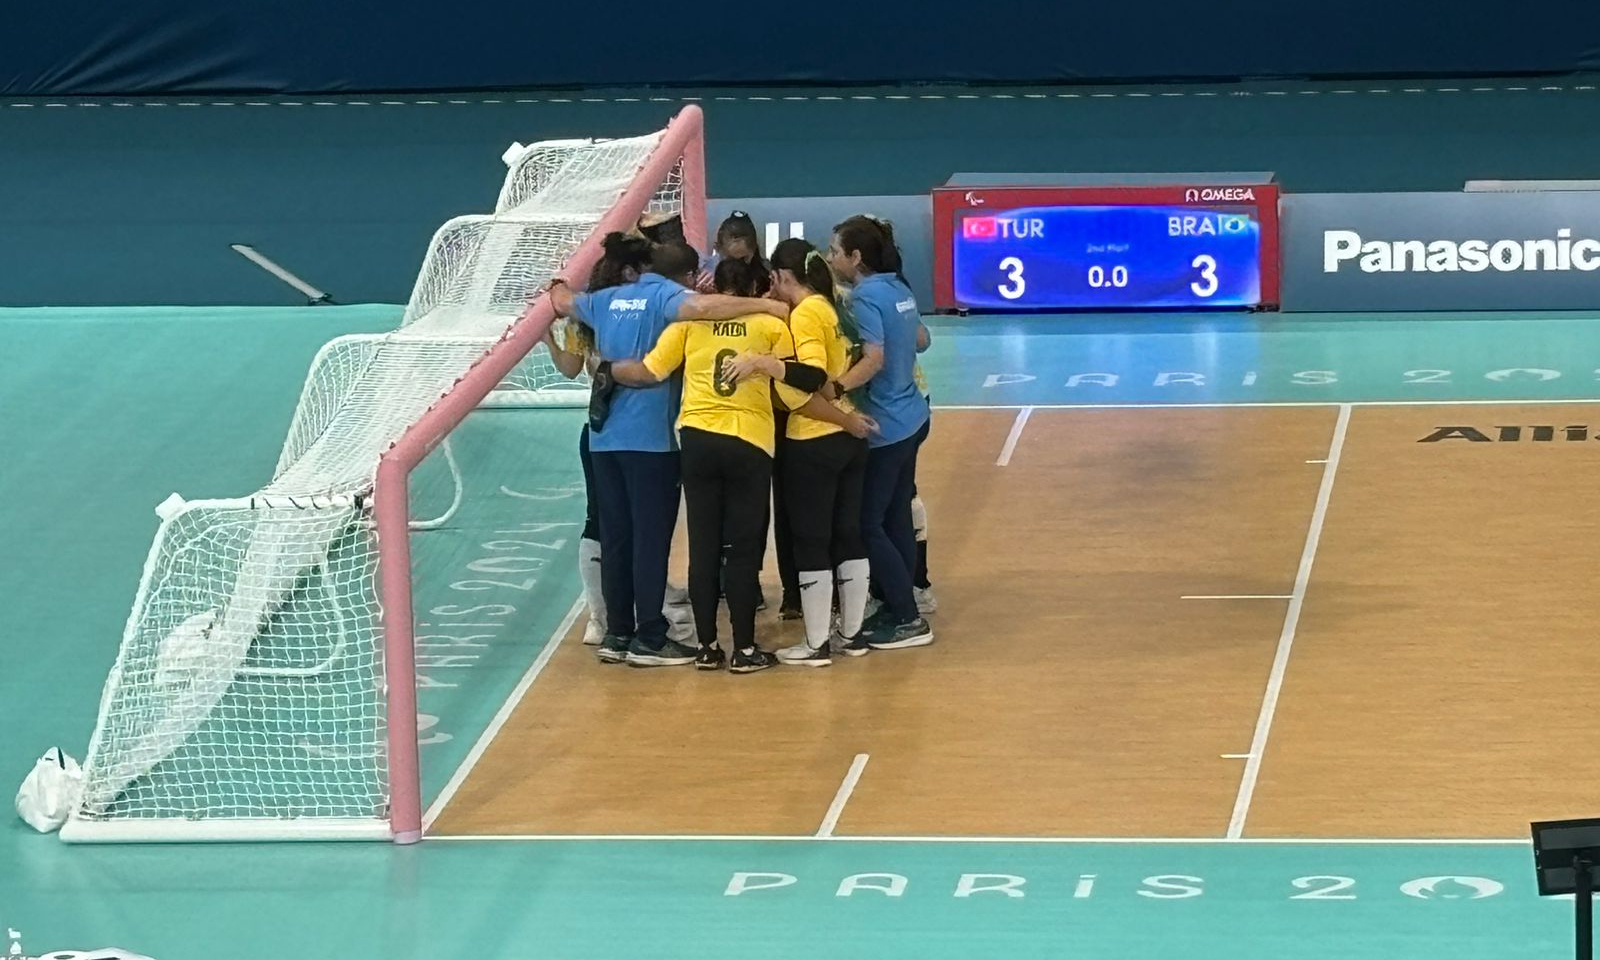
(596, 633), (633, 663)
(778, 592), (803, 621)
(730, 646), (778, 674)
(695, 645), (726, 671)
(626, 638), (699, 667)
(865, 617), (934, 651)
(833, 632), (871, 658)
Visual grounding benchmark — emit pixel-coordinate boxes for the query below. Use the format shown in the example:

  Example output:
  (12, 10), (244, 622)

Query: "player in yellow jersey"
(724, 238), (880, 666)
(610, 257), (871, 672)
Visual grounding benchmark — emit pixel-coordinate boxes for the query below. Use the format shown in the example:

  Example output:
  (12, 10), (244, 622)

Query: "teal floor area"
(3, 304), (1598, 959)
(4, 839), (1565, 960)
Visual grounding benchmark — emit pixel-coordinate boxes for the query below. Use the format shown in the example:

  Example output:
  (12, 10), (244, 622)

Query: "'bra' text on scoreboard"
(932, 184), (1281, 312)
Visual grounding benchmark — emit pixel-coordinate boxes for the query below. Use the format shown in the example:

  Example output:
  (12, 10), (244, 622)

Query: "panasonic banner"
(707, 196), (933, 306)
(1281, 191), (1600, 312)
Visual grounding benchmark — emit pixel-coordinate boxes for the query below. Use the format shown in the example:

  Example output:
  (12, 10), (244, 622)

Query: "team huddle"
(543, 212), (934, 673)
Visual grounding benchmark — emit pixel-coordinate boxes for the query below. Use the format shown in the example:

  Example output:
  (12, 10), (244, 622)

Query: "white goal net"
(61, 111), (702, 842)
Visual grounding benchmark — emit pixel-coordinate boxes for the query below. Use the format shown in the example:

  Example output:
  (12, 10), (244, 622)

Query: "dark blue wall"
(6, 2), (1600, 95)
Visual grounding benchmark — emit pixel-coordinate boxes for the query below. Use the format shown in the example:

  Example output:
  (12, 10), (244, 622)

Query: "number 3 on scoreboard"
(1190, 254), (1219, 298)
(997, 257), (1026, 300)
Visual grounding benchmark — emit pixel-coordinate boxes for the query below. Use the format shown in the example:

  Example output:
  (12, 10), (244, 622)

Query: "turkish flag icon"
(963, 217), (998, 240)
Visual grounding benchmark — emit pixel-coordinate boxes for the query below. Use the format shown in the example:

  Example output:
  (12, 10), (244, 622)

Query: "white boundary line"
(429, 833), (1529, 845)
(1226, 403), (1352, 839)
(1182, 595), (1291, 600)
(6, 82), (1590, 109)
(995, 406), (1034, 466)
(422, 597), (586, 832)
(817, 754), (870, 838)
(933, 398), (1600, 411)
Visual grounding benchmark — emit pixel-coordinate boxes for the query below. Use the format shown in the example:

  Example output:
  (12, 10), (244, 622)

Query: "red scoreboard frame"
(932, 182), (1281, 311)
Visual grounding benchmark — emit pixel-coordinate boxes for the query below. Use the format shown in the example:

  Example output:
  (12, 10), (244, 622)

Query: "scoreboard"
(933, 183), (1280, 311)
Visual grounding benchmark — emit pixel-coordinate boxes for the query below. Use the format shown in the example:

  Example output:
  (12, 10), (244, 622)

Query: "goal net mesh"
(67, 125), (687, 837)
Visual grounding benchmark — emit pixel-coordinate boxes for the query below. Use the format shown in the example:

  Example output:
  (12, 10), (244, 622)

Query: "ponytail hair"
(832, 214), (909, 286)
(715, 210), (761, 258)
(769, 237), (835, 305)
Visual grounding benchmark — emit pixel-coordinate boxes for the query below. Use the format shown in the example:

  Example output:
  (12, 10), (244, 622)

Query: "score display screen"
(933, 184), (1280, 312)
(955, 205), (1260, 308)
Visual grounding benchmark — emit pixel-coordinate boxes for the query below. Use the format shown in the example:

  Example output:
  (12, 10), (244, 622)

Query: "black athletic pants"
(770, 410), (800, 600)
(591, 449), (680, 648)
(578, 425), (599, 541)
(680, 427), (772, 650)
(783, 430), (868, 570)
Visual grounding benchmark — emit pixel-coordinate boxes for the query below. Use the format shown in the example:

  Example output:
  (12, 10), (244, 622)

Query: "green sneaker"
(596, 633), (632, 663)
(626, 638), (699, 667)
(865, 617), (934, 651)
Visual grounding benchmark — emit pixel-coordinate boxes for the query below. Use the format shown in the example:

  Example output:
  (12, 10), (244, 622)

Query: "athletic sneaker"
(832, 632), (871, 658)
(626, 638), (700, 668)
(596, 633), (633, 663)
(776, 641), (831, 668)
(914, 586), (938, 616)
(695, 645), (726, 671)
(864, 617), (934, 650)
(730, 646), (779, 674)
(858, 607), (893, 637)
(778, 592), (803, 621)
(583, 617), (606, 645)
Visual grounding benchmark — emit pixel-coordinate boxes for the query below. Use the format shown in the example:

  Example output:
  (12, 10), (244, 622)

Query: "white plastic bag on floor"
(15, 747), (84, 833)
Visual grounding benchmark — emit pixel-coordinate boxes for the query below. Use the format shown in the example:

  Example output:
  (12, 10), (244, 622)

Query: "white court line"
(933, 398), (1600, 411)
(6, 82), (1591, 109)
(817, 754), (870, 838)
(429, 833), (1529, 845)
(1181, 595), (1291, 600)
(1226, 403), (1351, 840)
(422, 597), (586, 832)
(995, 405), (1034, 466)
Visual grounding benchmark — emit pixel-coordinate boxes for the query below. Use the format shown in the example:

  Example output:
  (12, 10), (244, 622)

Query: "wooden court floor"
(430, 403), (1600, 840)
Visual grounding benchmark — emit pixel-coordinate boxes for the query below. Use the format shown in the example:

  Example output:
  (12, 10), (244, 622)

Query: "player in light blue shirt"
(826, 216), (933, 652)
(550, 235), (787, 666)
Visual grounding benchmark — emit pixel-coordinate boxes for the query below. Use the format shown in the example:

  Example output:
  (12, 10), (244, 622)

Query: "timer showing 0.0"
(954, 205), (1260, 310)
(993, 255), (1221, 300)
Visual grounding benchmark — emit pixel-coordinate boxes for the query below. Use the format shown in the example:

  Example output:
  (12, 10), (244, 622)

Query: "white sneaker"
(582, 617), (605, 645)
(776, 641), (831, 668)
(915, 586), (938, 616)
